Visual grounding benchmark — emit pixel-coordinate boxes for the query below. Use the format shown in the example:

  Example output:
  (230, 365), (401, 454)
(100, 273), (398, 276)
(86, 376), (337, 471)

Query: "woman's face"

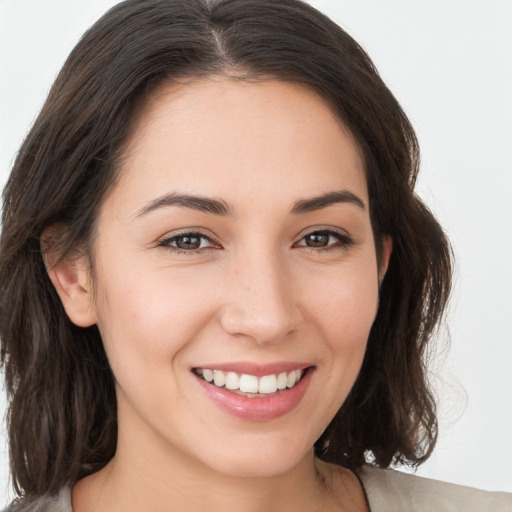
(76, 78), (390, 477)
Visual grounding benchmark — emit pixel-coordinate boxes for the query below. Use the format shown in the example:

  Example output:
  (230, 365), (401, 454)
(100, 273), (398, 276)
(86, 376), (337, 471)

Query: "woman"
(0, 0), (510, 510)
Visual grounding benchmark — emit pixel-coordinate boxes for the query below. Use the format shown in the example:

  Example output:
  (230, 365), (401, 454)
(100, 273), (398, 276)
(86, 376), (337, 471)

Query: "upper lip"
(192, 362), (314, 376)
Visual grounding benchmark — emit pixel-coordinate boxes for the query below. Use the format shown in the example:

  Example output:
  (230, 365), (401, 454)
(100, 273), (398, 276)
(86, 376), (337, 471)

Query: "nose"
(219, 251), (302, 345)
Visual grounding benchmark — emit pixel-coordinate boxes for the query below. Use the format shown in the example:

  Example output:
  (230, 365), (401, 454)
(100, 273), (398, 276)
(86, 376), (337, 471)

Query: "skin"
(51, 77), (391, 511)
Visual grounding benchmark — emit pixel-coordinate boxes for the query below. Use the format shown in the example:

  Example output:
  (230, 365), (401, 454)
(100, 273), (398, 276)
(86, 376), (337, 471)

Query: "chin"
(193, 433), (314, 479)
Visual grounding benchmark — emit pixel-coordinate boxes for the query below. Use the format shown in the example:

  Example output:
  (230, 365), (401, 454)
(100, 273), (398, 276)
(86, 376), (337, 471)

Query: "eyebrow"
(290, 190), (366, 214)
(135, 189), (365, 218)
(136, 192), (233, 217)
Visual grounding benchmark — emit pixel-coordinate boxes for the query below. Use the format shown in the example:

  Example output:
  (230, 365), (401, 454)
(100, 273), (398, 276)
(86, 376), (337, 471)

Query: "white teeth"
(239, 374), (259, 393)
(277, 372), (288, 390)
(213, 370), (225, 387)
(287, 370), (301, 388)
(225, 371), (240, 390)
(196, 368), (305, 395)
(202, 369), (214, 382)
(258, 374), (278, 394)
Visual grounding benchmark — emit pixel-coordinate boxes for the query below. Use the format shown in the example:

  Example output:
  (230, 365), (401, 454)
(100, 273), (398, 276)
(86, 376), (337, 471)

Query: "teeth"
(202, 369), (214, 382)
(277, 372), (287, 390)
(196, 368), (305, 395)
(287, 370), (301, 388)
(225, 371), (240, 390)
(239, 374), (259, 393)
(213, 370), (225, 387)
(258, 374), (278, 394)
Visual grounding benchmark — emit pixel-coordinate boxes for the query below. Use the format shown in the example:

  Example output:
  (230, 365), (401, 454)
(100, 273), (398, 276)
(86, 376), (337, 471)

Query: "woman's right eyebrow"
(134, 192), (233, 218)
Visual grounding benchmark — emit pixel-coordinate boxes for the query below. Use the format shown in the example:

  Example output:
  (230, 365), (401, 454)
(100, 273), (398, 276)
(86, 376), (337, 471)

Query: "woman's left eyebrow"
(290, 190), (366, 214)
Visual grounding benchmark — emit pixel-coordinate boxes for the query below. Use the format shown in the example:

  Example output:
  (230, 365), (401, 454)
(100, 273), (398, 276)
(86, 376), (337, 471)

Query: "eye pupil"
(305, 233), (329, 247)
(176, 235), (201, 250)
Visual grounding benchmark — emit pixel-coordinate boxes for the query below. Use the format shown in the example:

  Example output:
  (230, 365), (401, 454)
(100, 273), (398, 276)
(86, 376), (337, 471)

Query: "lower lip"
(194, 369), (313, 421)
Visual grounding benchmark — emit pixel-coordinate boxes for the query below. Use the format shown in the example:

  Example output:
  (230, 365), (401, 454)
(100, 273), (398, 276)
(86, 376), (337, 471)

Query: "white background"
(1, 0), (511, 505)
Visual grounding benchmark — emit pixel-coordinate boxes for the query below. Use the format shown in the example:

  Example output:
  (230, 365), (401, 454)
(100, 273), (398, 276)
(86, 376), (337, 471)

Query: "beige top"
(6, 466), (512, 511)
(357, 465), (512, 511)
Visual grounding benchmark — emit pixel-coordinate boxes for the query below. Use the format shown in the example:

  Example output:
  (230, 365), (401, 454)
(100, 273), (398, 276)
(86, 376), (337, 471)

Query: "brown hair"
(0, 0), (452, 499)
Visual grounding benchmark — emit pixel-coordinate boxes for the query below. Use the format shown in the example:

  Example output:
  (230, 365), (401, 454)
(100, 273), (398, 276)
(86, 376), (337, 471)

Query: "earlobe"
(41, 227), (97, 328)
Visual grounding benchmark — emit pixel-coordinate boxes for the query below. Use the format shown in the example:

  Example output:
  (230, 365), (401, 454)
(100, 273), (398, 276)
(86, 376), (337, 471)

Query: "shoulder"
(357, 464), (512, 512)
(2, 488), (72, 512)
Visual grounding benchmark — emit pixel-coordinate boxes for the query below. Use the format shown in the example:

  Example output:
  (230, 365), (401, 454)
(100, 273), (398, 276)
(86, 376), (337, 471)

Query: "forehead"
(109, 77), (368, 214)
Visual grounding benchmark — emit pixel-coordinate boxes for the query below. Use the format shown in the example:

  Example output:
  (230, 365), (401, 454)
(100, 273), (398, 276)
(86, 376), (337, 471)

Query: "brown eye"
(295, 229), (354, 250)
(175, 234), (202, 250)
(304, 232), (330, 247)
(159, 232), (216, 252)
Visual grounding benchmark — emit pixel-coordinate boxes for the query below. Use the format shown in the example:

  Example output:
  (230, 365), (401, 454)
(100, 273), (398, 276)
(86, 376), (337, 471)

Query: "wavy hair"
(0, 0), (452, 499)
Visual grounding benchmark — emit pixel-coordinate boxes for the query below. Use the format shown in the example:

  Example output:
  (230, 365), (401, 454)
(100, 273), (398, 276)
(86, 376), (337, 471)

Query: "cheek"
(92, 257), (220, 374)
(302, 259), (380, 346)
(289, 258), (379, 432)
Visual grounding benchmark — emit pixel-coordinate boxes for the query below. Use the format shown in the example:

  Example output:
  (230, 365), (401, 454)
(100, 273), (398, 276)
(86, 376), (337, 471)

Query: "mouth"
(192, 363), (315, 420)
(193, 367), (307, 397)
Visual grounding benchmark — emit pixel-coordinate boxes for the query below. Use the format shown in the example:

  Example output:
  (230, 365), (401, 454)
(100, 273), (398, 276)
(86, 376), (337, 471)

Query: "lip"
(193, 365), (314, 421)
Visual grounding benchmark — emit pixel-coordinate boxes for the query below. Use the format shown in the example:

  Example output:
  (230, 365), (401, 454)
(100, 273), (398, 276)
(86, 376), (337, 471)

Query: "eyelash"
(157, 228), (354, 254)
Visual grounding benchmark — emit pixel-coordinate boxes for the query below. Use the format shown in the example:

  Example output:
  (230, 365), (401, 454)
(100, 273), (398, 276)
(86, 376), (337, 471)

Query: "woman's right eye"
(157, 232), (218, 253)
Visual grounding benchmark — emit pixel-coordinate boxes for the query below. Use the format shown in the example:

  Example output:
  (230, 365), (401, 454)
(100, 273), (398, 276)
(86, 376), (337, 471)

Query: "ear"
(378, 236), (393, 286)
(41, 226), (97, 328)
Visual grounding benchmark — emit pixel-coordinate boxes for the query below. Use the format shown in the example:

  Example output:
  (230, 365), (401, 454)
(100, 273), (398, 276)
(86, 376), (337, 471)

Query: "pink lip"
(193, 366), (314, 421)
(192, 361), (313, 377)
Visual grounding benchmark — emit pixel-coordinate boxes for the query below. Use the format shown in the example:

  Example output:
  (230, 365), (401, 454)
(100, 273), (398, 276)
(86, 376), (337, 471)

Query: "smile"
(193, 365), (314, 421)
(194, 368), (304, 396)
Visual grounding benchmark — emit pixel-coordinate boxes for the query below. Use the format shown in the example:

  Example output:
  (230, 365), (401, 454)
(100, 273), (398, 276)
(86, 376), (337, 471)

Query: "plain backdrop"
(1, 0), (511, 505)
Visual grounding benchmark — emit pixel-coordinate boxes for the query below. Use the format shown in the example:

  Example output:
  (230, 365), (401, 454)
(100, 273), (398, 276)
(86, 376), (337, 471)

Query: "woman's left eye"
(295, 230), (353, 250)
(158, 232), (217, 252)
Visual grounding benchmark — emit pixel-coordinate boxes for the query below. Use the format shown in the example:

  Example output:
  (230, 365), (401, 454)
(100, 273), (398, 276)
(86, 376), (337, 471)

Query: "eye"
(295, 229), (353, 250)
(158, 231), (219, 253)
